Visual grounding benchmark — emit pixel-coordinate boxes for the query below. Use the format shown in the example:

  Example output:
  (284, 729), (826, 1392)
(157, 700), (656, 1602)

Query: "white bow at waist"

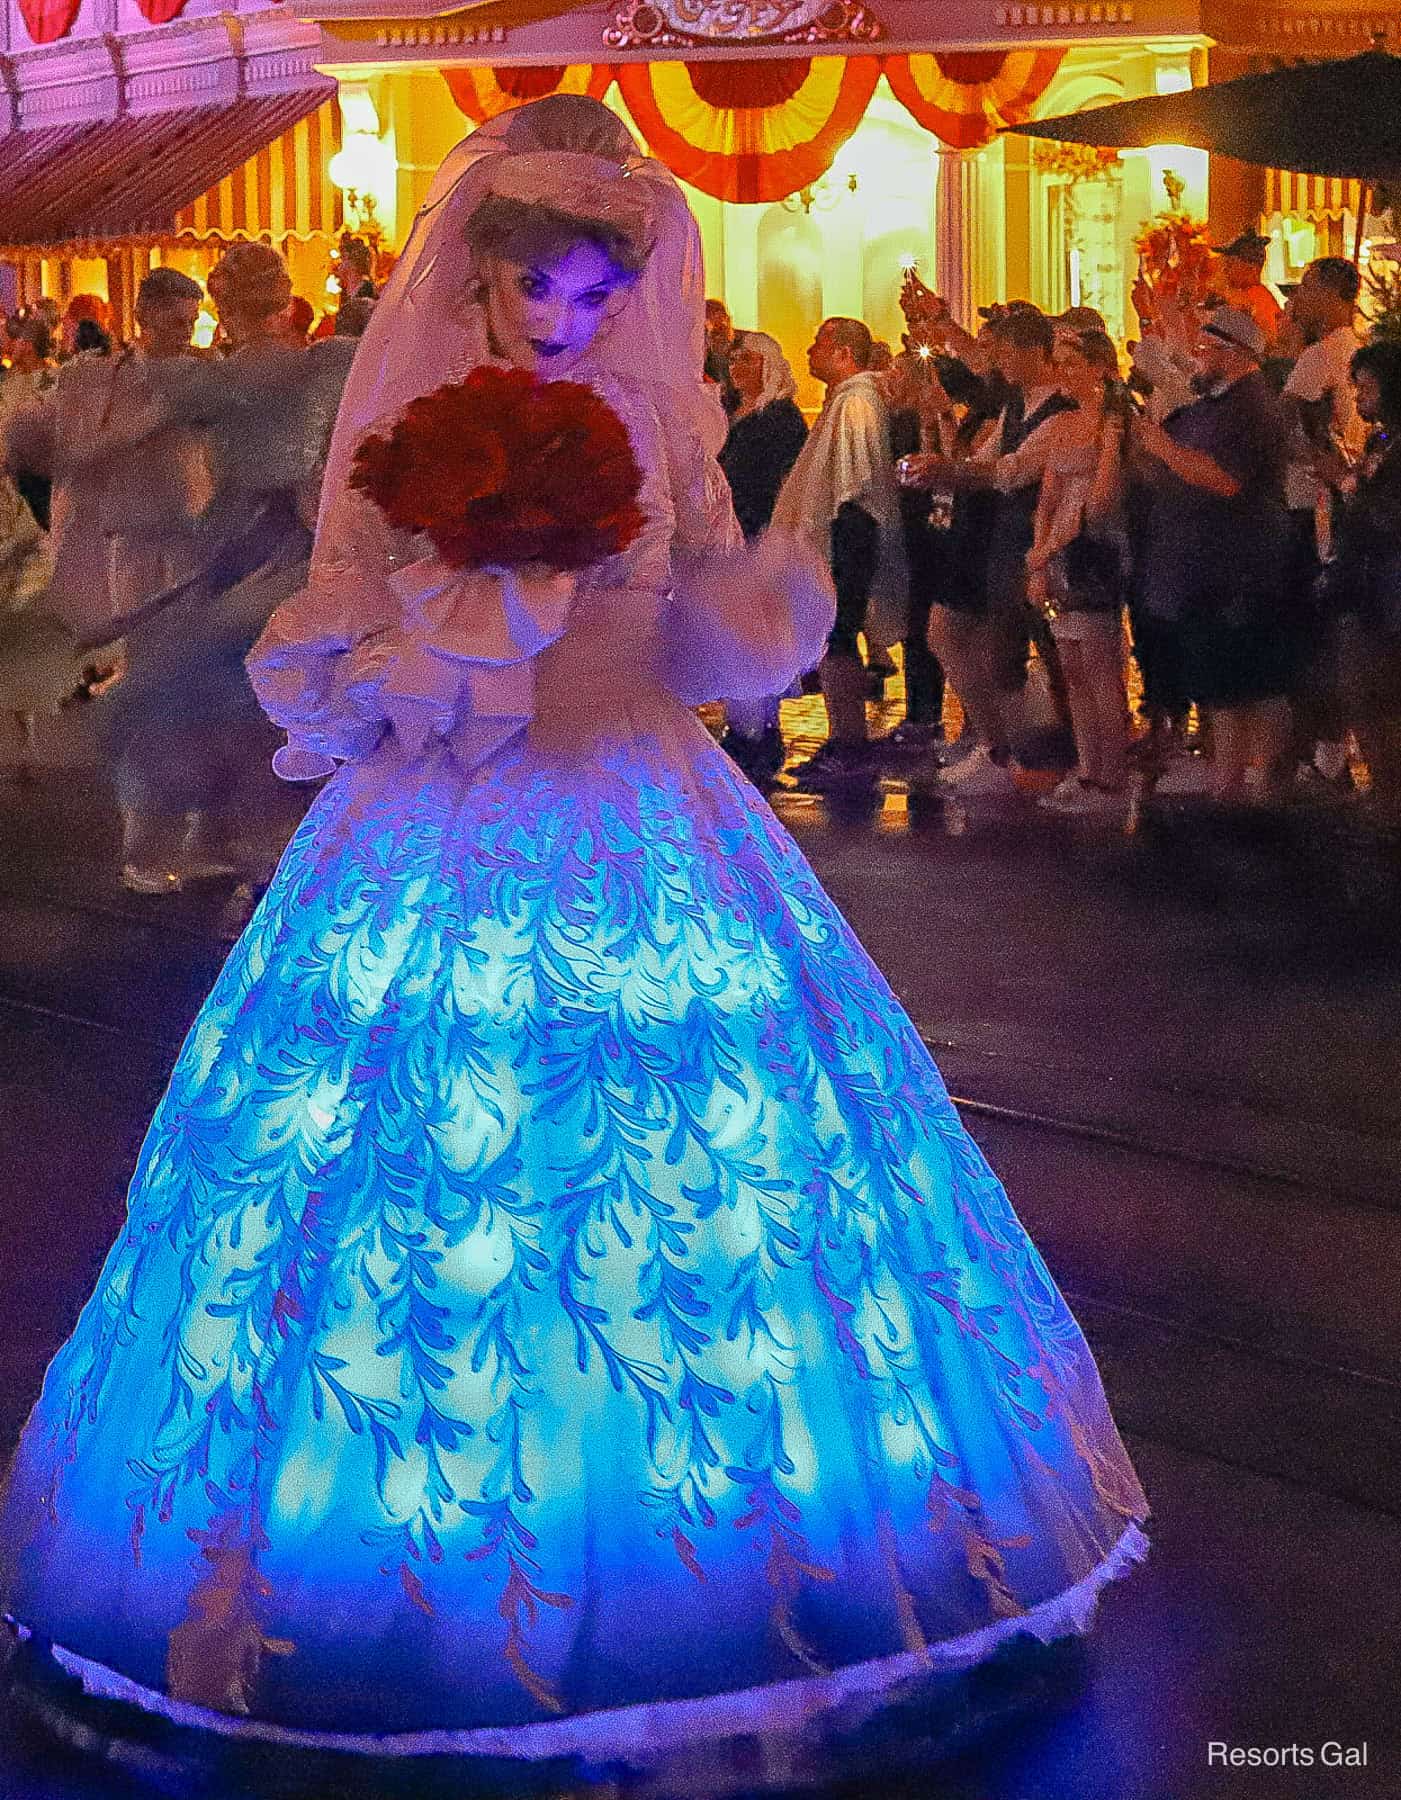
(249, 554), (578, 782)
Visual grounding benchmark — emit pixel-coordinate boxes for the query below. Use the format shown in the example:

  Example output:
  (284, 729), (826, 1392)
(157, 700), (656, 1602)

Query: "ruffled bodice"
(248, 372), (832, 783)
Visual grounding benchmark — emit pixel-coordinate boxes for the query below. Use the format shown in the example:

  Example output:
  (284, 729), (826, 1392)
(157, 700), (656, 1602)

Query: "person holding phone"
(1026, 331), (1134, 814)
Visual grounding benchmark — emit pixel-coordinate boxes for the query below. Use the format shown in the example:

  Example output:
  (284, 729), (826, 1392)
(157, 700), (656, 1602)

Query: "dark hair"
(4, 311), (53, 359)
(1306, 257), (1362, 305)
(74, 319), (112, 355)
(1057, 305), (1107, 332)
(1351, 339), (1401, 425)
(501, 94), (637, 162)
(286, 295), (315, 336)
(987, 306), (1055, 358)
(934, 353), (985, 408)
(1063, 328), (1120, 377)
(337, 234), (374, 277)
(137, 267), (203, 310)
(464, 195), (649, 280)
(822, 316), (875, 369)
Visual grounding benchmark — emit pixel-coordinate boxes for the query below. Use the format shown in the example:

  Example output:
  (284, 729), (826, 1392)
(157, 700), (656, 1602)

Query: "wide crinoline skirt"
(1, 706), (1147, 1763)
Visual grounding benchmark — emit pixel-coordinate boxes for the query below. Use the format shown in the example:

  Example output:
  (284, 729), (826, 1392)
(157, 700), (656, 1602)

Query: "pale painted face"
(482, 241), (631, 379)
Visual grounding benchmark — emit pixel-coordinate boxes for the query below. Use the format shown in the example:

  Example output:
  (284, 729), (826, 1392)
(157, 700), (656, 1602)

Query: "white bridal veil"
(319, 95), (723, 517)
(251, 94), (832, 779)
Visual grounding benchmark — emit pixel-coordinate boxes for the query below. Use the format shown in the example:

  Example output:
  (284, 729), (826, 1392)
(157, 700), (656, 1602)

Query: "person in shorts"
(1133, 306), (1293, 802)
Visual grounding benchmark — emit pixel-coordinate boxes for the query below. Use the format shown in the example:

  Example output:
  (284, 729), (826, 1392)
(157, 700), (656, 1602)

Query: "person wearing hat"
(1131, 305), (1294, 802)
(1211, 232), (1282, 349)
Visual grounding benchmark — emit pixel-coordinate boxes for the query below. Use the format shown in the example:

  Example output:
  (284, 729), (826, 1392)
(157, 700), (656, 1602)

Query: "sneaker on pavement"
(940, 744), (1021, 797)
(937, 729), (978, 766)
(180, 854), (242, 883)
(872, 720), (945, 767)
(1037, 773), (1093, 813)
(1313, 741), (1350, 784)
(788, 741), (877, 790)
(1293, 761), (1355, 805)
(1069, 782), (1130, 819)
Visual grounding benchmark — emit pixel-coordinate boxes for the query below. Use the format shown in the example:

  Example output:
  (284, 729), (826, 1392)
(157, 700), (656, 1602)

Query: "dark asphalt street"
(2, 700), (1399, 1800)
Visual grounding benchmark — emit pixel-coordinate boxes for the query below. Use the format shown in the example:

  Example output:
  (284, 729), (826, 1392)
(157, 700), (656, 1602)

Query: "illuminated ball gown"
(0, 372), (1147, 1776)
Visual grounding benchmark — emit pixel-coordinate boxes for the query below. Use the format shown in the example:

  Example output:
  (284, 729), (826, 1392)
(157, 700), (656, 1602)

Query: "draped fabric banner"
(17, 0), (81, 44)
(883, 50), (1066, 150)
(443, 65), (615, 124)
(615, 56), (880, 203)
(440, 52), (1067, 199)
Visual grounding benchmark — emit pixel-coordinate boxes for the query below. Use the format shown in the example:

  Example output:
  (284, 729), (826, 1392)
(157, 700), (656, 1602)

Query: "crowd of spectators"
(706, 251), (1401, 830)
(4, 238), (1399, 863)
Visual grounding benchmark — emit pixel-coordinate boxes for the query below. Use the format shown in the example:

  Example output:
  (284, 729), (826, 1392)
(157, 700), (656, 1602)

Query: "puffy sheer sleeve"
(247, 482), (575, 781)
(636, 383), (836, 706)
(661, 528), (836, 705)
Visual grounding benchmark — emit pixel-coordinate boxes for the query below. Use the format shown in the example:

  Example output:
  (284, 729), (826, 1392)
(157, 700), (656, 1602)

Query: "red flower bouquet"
(350, 366), (646, 573)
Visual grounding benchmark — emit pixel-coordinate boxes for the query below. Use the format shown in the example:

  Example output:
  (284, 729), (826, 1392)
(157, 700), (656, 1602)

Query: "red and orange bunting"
(442, 65), (615, 126)
(616, 56), (881, 204)
(884, 50), (1065, 151)
(17, 0), (81, 43)
(134, 0), (190, 21)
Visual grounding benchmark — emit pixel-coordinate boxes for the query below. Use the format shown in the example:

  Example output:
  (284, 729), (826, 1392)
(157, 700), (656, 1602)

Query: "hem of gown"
(11, 1520), (1148, 1765)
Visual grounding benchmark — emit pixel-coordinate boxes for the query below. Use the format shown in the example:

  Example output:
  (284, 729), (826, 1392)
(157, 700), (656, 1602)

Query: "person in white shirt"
(1283, 258), (1364, 535)
(1282, 257), (1365, 786)
(772, 316), (906, 786)
(3, 271), (209, 646)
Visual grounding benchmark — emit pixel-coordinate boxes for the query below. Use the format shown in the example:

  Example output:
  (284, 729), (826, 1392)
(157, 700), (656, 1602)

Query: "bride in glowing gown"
(0, 96), (1146, 1787)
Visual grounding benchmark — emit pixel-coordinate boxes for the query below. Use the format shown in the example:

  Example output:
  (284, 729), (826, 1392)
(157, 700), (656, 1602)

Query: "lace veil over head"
(319, 95), (720, 516)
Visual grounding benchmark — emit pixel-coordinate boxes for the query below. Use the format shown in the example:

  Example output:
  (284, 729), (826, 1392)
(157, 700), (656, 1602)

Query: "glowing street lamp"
(328, 133), (395, 238)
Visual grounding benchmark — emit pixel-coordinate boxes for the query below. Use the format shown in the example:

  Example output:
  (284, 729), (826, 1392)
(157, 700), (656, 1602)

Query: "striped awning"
(0, 88), (335, 253)
(1264, 168), (1365, 225)
(172, 99), (343, 245)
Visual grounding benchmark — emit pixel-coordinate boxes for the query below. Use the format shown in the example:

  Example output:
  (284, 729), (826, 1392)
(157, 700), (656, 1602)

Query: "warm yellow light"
(916, 344), (932, 360)
(1144, 144), (1209, 219)
(328, 133), (395, 208)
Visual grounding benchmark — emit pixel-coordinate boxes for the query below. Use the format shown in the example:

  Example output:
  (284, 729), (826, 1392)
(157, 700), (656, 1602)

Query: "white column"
(934, 147), (980, 328)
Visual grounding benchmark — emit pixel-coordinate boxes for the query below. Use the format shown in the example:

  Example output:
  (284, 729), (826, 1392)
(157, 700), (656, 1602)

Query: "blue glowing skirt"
(1, 714), (1146, 1767)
